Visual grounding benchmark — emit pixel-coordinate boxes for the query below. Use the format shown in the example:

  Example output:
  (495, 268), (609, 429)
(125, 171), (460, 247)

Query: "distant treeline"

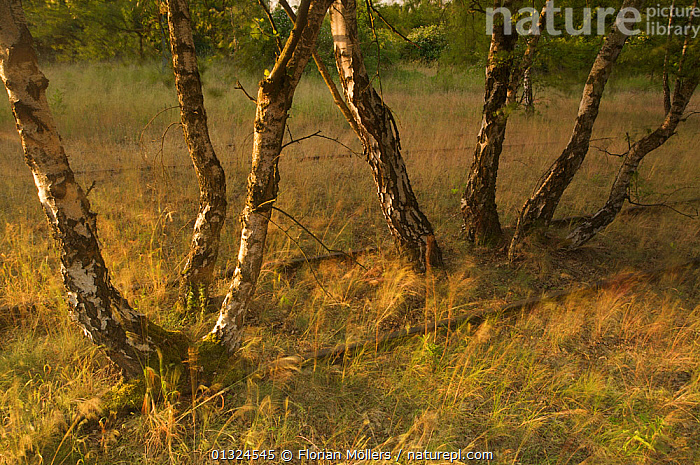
(24, 0), (683, 84)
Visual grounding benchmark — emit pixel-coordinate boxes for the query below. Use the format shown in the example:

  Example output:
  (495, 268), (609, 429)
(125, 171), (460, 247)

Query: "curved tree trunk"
(509, 0), (642, 255)
(460, 0), (517, 245)
(330, 0), (442, 270)
(567, 32), (699, 248)
(166, 0), (227, 304)
(0, 0), (182, 379)
(210, 0), (334, 351)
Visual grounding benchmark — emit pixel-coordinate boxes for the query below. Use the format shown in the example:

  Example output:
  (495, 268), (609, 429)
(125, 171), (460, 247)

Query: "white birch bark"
(460, 0), (517, 245)
(509, 0), (643, 256)
(330, 0), (442, 269)
(166, 0), (227, 301)
(210, 0), (335, 350)
(0, 0), (182, 378)
(567, 25), (699, 247)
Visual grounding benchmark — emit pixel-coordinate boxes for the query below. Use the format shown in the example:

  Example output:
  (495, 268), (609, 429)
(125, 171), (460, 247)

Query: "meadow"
(0, 61), (699, 464)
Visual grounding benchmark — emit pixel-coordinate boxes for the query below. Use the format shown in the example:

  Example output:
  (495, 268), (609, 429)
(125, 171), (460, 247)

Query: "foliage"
(17, 0), (698, 86)
(404, 24), (447, 62)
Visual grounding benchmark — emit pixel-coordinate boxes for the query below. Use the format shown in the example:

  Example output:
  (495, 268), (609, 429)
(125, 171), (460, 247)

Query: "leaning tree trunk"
(329, 0), (442, 270)
(460, 0), (517, 245)
(567, 26), (699, 248)
(210, 0), (334, 351)
(0, 0), (182, 379)
(509, 0), (642, 255)
(166, 0), (227, 304)
(566, 78), (698, 248)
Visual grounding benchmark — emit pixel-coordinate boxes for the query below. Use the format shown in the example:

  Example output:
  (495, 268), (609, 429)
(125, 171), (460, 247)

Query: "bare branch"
(365, 0), (421, 49)
(592, 144), (626, 158)
(680, 110), (700, 122)
(281, 130), (322, 148)
(84, 180), (97, 197)
(234, 79), (257, 103)
(279, 0), (361, 137)
(626, 196), (699, 219)
(271, 206), (368, 271)
(256, 0), (284, 53)
(265, 214), (342, 304)
(281, 129), (362, 156)
(138, 105), (179, 161)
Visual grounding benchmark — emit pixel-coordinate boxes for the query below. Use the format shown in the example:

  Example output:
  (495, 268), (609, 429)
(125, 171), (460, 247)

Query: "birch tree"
(0, 0), (184, 379)
(209, 0), (334, 351)
(507, 5), (546, 113)
(567, 22), (699, 248)
(165, 0), (227, 303)
(329, 0), (442, 270)
(460, 0), (518, 245)
(509, 0), (643, 256)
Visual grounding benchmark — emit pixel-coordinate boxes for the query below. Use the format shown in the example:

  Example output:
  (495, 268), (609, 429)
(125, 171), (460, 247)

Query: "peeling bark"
(0, 0), (183, 378)
(509, 0), (642, 255)
(460, 0), (517, 246)
(278, 0), (361, 139)
(210, 0), (334, 351)
(330, 0), (442, 269)
(166, 0), (227, 302)
(567, 39), (699, 248)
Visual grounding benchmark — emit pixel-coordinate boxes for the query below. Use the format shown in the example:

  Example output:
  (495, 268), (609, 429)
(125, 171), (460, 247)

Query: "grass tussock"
(0, 61), (699, 464)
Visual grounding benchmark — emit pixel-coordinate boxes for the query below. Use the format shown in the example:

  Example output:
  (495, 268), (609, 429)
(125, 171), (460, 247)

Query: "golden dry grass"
(0, 61), (698, 464)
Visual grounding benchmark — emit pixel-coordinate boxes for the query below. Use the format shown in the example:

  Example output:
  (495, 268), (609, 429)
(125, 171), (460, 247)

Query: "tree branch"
(626, 197), (699, 219)
(365, 0), (421, 49)
(278, 0), (362, 138)
(271, 206), (368, 271)
(234, 80), (257, 103)
(256, 0), (284, 53)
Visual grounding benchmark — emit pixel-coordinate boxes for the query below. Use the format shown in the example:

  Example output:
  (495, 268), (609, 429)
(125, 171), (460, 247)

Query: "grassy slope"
(0, 62), (698, 464)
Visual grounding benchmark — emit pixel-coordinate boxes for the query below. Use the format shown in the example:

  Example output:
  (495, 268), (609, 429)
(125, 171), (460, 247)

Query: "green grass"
(0, 60), (699, 464)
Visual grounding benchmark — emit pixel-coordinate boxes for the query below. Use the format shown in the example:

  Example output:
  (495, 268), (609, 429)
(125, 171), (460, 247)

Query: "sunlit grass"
(0, 61), (698, 464)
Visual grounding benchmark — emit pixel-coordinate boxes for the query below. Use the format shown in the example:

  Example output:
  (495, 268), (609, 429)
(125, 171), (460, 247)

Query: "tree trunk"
(662, 1), (675, 116)
(329, 0), (443, 270)
(210, 0), (334, 351)
(460, 0), (517, 245)
(507, 4), (545, 111)
(521, 68), (534, 115)
(166, 0), (227, 304)
(0, 0), (183, 379)
(509, 0), (642, 255)
(567, 44), (699, 248)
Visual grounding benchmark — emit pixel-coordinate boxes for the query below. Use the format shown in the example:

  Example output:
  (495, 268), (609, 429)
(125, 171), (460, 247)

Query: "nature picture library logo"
(486, 0), (700, 37)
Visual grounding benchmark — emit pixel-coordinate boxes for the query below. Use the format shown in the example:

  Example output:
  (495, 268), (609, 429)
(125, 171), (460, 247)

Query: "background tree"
(507, 5), (547, 113)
